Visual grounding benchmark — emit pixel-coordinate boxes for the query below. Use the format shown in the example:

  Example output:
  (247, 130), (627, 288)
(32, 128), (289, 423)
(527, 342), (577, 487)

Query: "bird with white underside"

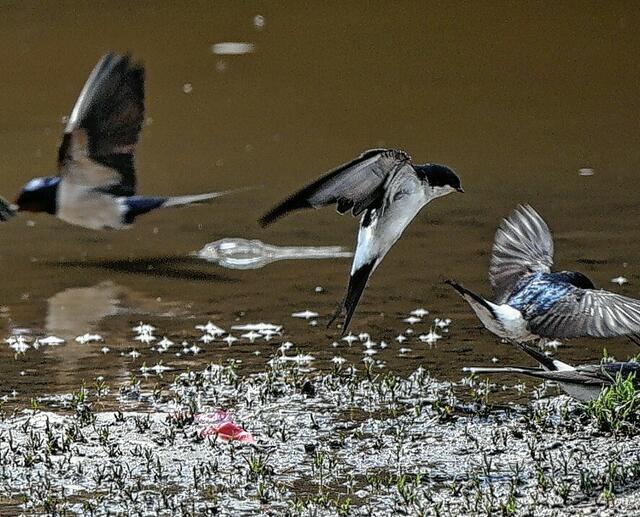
(260, 148), (463, 333)
(447, 204), (640, 346)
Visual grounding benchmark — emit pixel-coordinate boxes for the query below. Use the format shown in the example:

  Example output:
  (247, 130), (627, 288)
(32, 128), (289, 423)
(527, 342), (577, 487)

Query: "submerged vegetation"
(1, 351), (640, 515)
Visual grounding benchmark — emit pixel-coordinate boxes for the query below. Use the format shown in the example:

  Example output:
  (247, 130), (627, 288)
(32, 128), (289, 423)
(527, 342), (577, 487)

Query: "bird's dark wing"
(490, 205), (554, 303)
(259, 149), (410, 226)
(0, 196), (17, 221)
(463, 366), (596, 384)
(57, 53), (145, 197)
(575, 362), (640, 384)
(528, 289), (640, 339)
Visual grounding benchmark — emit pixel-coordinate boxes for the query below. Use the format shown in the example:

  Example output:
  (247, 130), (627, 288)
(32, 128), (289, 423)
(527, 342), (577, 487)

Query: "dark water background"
(1, 1), (639, 405)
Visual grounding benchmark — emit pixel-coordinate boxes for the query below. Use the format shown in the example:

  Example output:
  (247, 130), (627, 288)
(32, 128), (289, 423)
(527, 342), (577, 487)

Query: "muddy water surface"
(1, 2), (640, 405)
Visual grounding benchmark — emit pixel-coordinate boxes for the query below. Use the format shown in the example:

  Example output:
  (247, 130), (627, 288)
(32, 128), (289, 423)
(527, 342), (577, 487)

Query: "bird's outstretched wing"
(0, 196), (17, 221)
(57, 53), (145, 197)
(489, 204), (554, 303)
(259, 149), (410, 226)
(528, 289), (640, 339)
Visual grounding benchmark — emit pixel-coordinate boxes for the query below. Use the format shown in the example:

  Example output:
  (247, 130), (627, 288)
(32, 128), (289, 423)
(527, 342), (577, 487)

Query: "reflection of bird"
(46, 280), (178, 338)
(464, 342), (640, 402)
(447, 205), (640, 344)
(260, 149), (463, 332)
(8, 53), (238, 230)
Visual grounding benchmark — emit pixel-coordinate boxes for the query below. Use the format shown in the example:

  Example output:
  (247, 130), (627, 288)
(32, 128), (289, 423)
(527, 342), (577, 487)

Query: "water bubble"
(292, 310), (319, 320)
(196, 238), (351, 270)
(253, 15), (265, 30)
(611, 276), (629, 286)
(211, 42), (255, 55)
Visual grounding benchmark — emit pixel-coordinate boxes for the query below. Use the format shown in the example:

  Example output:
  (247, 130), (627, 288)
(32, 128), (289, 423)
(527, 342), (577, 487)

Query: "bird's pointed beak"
(456, 187), (465, 193)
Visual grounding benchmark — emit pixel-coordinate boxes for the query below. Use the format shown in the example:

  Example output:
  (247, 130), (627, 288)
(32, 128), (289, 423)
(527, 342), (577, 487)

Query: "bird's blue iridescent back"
(506, 272), (590, 318)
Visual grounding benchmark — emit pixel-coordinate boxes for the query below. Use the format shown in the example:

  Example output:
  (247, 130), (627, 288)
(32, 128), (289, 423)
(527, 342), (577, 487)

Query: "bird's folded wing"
(259, 148), (410, 226)
(533, 369), (606, 385)
(576, 362), (640, 384)
(0, 196), (17, 221)
(528, 289), (640, 339)
(465, 366), (597, 384)
(489, 204), (554, 303)
(57, 53), (145, 197)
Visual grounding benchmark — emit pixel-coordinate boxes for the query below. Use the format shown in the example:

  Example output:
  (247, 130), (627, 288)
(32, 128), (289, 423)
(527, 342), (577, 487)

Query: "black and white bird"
(463, 342), (640, 402)
(447, 205), (640, 345)
(3, 53), (238, 230)
(259, 149), (463, 332)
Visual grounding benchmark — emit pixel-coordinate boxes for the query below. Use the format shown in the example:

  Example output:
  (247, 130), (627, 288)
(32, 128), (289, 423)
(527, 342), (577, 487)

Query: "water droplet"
(253, 15), (265, 30)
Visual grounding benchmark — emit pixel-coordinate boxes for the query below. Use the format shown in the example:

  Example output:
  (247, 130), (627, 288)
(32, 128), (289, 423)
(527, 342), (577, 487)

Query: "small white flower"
(195, 321), (226, 336)
(291, 310), (319, 319)
(132, 322), (156, 334)
(342, 334), (358, 345)
(75, 333), (102, 344)
(242, 331), (261, 343)
(223, 335), (238, 346)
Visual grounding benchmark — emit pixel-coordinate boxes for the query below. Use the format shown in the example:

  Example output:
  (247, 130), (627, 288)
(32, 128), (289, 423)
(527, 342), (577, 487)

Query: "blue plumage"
(507, 273), (576, 316)
(449, 205), (640, 342)
(15, 176), (60, 214)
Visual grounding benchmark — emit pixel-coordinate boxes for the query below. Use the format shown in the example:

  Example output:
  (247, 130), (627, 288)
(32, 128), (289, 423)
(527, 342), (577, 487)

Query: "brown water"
(1, 2), (639, 406)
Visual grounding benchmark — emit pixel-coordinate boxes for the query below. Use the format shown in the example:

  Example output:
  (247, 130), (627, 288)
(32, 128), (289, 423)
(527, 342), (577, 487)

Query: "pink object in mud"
(195, 410), (256, 444)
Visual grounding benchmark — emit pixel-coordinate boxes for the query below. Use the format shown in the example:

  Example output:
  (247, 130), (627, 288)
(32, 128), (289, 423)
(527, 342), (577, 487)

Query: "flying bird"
(0, 197), (15, 222)
(447, 204), (640, 344)
(463, 342), (640, 402)
(259, 149), (463, 332)
(5, 53), (240, 230)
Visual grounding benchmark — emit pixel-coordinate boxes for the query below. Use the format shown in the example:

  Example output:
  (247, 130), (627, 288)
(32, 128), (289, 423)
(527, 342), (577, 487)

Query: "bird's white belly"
(57, 183), (126, 230)
(494, 305), (536, 341)
(352, 195), (424, 274)
(559, 382), (602, 402)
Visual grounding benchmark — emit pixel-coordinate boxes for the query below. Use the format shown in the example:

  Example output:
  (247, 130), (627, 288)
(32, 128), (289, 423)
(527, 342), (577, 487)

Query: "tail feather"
(445, 279), (496, 317)
(463, 366), (540, 375)
(516, 342), (573, 371)
(328, 261), (375, 335)
(463, 365), (590, 385)
(162, 186), (258, 208)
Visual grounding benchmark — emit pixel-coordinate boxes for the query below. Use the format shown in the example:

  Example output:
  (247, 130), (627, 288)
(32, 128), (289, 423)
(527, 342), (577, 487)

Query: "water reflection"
(194, 237), (352, 270)
(45, 281), (179, 339)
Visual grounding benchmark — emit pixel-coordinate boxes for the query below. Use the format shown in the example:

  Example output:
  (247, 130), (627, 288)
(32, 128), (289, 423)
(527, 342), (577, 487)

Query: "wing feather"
(490, 205), (554, 302)
(58, 53), (145, 197)
(529, 289), (640, 339)
(259, 149), (410, 226)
